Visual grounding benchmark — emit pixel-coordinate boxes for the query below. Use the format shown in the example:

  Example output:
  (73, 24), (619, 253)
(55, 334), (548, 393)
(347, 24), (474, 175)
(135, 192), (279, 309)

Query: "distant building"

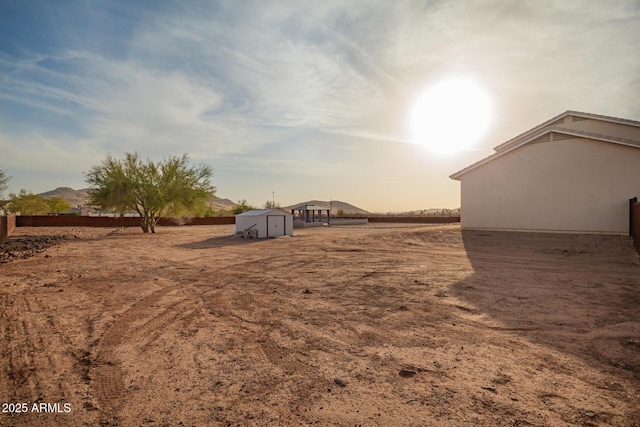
(289, 203), (331, 228)
(450, 111), (640, 235)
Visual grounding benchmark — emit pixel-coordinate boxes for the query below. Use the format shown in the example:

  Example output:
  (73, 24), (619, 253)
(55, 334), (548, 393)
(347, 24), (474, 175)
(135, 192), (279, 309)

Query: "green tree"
(45, 196), (72, 213)
(85, 152), (216, 233)
(6, 190), (50, 215)
(264, 200), (281, 209)
(232, 199), (254, 215)
(169, 196), (215, 218)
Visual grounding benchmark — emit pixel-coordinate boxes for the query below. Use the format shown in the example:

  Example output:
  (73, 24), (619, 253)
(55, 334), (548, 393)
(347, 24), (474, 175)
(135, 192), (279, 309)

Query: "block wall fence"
(13, 215), (460, 228)
(15, 216), (235, 227)
(0, 215), (17, 245)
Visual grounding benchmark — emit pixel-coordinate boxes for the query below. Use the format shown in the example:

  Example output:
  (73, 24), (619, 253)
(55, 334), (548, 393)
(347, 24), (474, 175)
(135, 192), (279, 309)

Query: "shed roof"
(236, 209), (291, 217)
(450, 111), (640, 181)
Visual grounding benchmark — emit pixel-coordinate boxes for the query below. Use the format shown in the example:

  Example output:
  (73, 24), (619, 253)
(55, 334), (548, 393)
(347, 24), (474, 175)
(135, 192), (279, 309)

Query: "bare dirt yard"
(1, 224), (639, 426)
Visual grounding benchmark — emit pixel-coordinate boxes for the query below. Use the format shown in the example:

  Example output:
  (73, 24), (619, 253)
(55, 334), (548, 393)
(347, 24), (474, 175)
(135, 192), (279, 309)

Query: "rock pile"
(0, 235), (69, 263)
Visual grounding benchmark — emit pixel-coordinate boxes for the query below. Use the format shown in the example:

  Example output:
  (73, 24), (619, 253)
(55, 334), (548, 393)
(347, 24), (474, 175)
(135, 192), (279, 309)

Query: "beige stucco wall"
(460, 137), (640, 234)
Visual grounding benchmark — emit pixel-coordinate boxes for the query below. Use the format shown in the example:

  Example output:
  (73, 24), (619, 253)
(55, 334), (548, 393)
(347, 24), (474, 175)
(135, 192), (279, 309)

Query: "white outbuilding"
(233, 209), (294, 238)
(450, 111), (640, 235)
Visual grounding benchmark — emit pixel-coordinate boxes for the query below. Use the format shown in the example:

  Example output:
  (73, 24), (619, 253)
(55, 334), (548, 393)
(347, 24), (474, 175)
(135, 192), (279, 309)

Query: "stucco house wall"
(460, 137), (640, 234)
(452, 111), (640, 235)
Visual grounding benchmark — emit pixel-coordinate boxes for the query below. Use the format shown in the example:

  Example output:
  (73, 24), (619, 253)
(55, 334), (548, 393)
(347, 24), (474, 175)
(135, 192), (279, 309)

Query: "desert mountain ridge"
(37, 187), (237, 211)
(36, 188), (457, 215)
(39, 187), (90, 207)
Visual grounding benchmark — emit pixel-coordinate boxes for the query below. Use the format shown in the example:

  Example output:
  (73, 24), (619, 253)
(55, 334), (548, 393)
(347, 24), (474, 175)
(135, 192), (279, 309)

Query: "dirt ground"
(1, 224), (639, 426)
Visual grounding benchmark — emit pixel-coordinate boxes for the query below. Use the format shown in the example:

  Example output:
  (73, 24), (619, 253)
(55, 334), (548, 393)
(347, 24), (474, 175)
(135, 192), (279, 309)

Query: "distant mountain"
(285, 200), (369, 215)
(210, 196), (237, 211)
(39, 187), (90, 207)
(39, 187), (237, 212)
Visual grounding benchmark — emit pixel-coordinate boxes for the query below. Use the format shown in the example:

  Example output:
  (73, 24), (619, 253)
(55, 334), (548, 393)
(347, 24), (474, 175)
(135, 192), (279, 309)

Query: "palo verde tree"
(4, 191), (71, 215)
(5, 190), (50, 215)
(45, 196), (72, 213)
(85, 152), (216, 233)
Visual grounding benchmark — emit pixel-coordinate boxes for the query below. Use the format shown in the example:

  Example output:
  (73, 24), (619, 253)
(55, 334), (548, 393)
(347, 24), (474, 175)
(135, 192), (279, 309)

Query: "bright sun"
(411, 78), (492, 155)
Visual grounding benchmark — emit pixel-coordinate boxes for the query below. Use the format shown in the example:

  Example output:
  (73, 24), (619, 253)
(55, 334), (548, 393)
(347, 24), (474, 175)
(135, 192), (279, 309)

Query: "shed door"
(267, 215), (284, 237)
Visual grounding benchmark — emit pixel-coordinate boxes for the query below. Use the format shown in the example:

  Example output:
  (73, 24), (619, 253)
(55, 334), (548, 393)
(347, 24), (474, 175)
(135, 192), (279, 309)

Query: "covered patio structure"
(290, 203), (331, 227)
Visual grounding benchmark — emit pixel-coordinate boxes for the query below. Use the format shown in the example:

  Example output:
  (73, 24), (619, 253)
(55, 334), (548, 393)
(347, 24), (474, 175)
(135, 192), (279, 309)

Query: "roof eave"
(492, 110), (569, 152)
(450, 127), (640, 180)
(493, 110), (640, 152)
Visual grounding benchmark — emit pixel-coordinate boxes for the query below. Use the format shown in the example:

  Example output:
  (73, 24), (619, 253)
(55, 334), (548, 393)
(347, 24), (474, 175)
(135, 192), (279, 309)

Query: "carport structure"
(290, 203), (330, 224)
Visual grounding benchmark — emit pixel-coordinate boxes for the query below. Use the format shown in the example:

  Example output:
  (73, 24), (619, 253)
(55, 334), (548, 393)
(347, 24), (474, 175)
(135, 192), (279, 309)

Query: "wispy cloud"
(1, 0), (639, 209)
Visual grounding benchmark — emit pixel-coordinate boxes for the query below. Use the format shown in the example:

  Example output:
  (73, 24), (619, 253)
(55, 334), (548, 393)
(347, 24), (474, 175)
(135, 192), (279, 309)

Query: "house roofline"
(493, 110), (640, 153)
(450, 126), (640, 180)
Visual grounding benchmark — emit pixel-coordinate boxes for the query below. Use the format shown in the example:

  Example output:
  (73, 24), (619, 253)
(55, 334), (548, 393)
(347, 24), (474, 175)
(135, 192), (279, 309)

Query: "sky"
(1, 0), (639, 212)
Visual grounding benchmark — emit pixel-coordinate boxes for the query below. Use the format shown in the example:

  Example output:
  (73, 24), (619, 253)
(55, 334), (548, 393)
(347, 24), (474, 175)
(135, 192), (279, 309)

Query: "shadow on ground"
(453, 230), (640, 382)
(175, 234), (302, 249)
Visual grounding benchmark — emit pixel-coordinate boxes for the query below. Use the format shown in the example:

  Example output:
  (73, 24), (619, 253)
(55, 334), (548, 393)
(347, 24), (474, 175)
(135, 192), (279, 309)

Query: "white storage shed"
(234, 209), (294, 238)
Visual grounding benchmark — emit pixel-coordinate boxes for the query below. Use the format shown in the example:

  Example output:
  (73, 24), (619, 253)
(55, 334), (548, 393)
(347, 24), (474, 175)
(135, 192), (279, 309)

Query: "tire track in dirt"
(252, 311), (330, 419)
(92, 285), (177, 415)
(189, 252), (359, 419)
(1, 292), (76, 403)
(4, 294), (38, 401)
(211, 292), (320, 419)
(91, 283), (200, 418)
(126, 299), (195, 351)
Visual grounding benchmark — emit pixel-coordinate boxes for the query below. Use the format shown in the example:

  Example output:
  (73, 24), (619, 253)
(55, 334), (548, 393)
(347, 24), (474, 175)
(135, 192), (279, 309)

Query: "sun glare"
(411, 78), (492, 155)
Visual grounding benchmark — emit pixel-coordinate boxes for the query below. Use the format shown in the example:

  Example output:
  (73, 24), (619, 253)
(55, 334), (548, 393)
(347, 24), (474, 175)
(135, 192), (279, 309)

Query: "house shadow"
(175, 234), (302, 250)
(452, 229), (640, 381)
